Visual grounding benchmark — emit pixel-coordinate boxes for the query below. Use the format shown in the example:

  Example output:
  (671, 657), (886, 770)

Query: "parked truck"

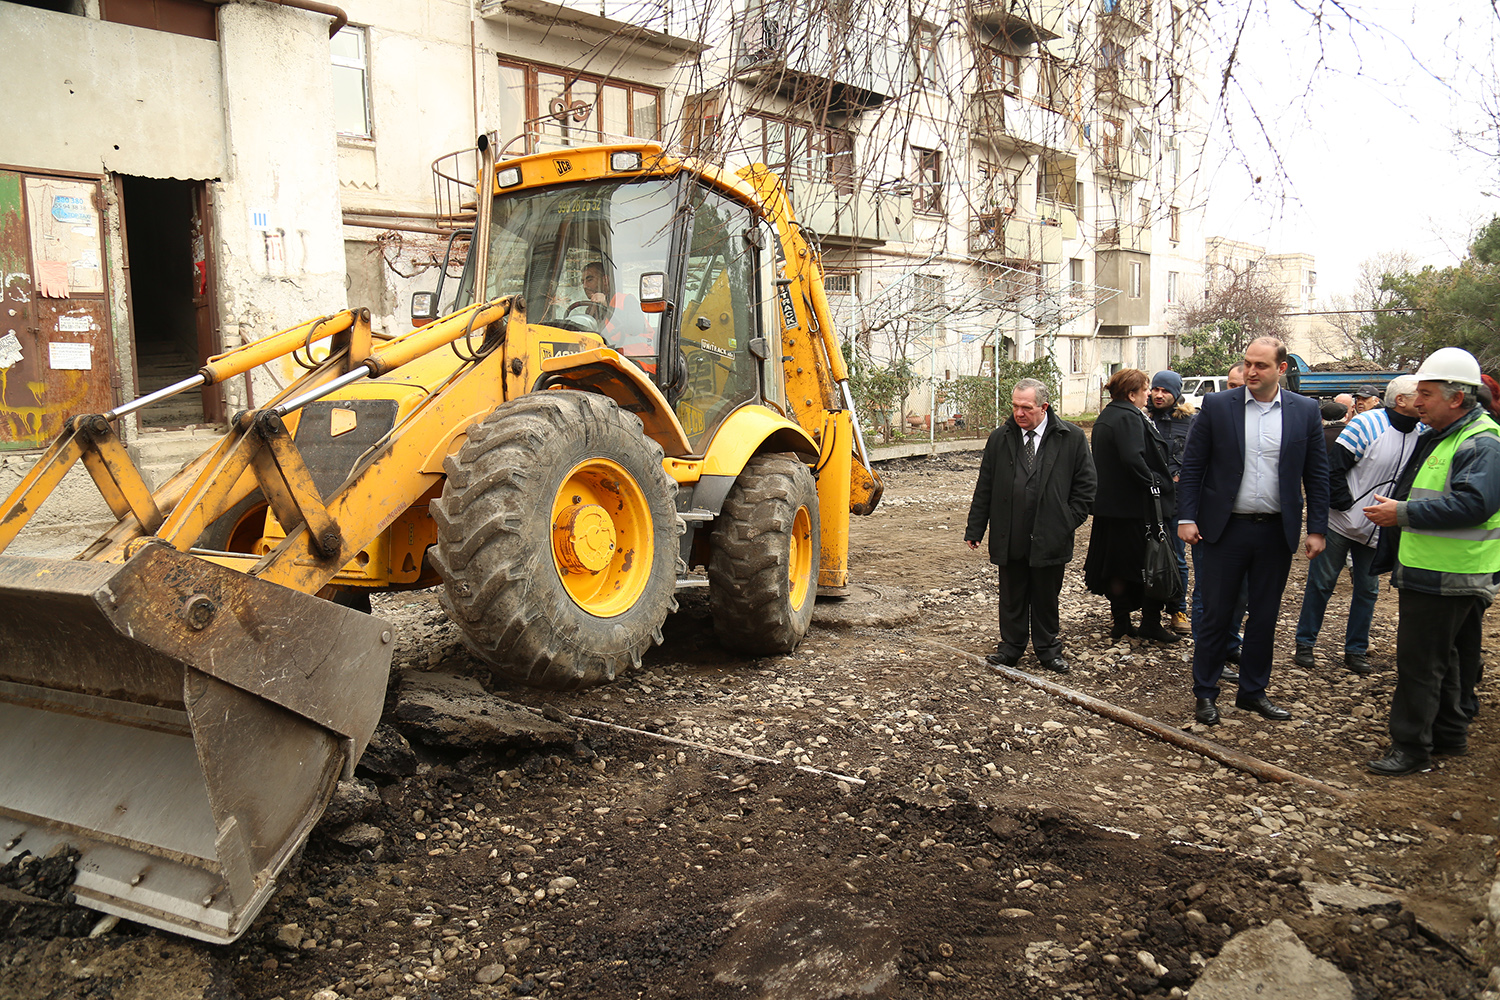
(1286, 354), (1407, 400)
(0, 138), (882, 943)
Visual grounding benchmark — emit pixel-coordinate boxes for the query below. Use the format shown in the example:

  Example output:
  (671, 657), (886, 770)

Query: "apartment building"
(687, 0), (1213, 414)
(0, 0), (1211, 466)
(1204, 237), (1334, 364)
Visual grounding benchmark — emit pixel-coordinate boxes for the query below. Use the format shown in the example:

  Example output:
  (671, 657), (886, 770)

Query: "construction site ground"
(2, 451), (1497, 999)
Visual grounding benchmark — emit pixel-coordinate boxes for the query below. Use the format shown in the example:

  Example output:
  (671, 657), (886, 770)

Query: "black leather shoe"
(1292, 646), (1315, 669)
(1366, 750), (1432, 776)
(1432, 743), (1469, 757)
(1225, 646), (1241, 664)
(1039, 656), (1071, 674)
(1138, 622), (1182, 644)
(986, 651), (1019, 668)
(1220, 669), (1240, 685)
(1194, 698), (1220, 726)
(1235, 694), (1292, 721)
(1345, 652), (1373, 675)
(1109, 623), (1138, 640)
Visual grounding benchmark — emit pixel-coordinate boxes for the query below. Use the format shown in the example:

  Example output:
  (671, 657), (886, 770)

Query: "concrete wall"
(0, 5), (226, 180)
(214, 1), (349, 410)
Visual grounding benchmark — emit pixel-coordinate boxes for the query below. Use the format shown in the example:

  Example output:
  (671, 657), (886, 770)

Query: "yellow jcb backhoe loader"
(0, 138), (881, 943)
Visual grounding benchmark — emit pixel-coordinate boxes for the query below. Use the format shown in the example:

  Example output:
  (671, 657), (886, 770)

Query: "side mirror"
(639, 272), (667, 314)
(410, 291), (438, 328)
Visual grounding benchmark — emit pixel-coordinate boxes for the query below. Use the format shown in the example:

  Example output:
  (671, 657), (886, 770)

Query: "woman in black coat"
(1084, 368), (1179, 643)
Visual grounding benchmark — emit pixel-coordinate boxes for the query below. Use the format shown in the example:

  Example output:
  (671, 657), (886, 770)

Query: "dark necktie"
(1022, 431), (1036, 471)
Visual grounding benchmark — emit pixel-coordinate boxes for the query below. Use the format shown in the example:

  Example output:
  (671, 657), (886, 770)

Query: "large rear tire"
(708, 454), (820, 655)
(431, 391), (681, 689)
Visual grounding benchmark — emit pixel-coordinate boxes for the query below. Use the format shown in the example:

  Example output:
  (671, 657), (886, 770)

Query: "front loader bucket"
(0, 542), (393, 943)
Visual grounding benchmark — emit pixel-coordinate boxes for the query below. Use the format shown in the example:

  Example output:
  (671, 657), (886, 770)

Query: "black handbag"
(1142, 483), (1183, 604)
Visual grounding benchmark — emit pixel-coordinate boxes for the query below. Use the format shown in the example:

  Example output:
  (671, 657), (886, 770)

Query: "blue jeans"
(1191, 540), (1246, 652)
(1294, 528), (1378, 656)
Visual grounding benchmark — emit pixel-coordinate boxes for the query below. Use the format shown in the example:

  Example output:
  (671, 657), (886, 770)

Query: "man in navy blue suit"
(1177, 337), (1330, 725)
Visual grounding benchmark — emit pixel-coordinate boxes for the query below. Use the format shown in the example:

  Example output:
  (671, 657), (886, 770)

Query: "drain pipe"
(210, 0), (348, 36)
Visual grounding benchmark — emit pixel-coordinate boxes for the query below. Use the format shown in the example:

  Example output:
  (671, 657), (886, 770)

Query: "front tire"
(431, 391), (681, 689)
(708, 454), (820, 654)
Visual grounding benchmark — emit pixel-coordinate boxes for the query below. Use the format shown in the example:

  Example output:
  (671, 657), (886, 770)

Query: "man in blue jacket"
(1177, 337), (1330, 725)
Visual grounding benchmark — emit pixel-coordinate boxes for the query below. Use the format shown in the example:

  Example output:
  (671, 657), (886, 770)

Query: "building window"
(1169, 205), (1181, 243)
(500, 59), (662, 152)
(915, 273), (945, 344)
(1136, 337), (1148, 370)
(680, 93), (721, 156)
(332, 26), (372, 138)
(1036, 55), (1070, 111)
(745, 113), (855, 193)
(911, 19), (939, 86)
(913, 147), (943, 215)
(1069, 257), (1085, 297)
(1166, 270), (1179, 303)
(977, 161), (1020, 212)
(979, 48), (1020, 92)
(1130, 260), (1142, 297)
(1075, 181), (1086, 222)
(824, 272), (855, 295)
(1070, 337), (1083, 373)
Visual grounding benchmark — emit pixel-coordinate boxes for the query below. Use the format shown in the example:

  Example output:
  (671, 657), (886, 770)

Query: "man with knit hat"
(1364, 348), (1500, 775)
(1147, 370), (1196, 632)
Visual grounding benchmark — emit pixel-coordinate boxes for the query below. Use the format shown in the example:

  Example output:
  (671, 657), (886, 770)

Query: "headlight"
(496, 166), (522, 188)
(610, 151), (643, 172)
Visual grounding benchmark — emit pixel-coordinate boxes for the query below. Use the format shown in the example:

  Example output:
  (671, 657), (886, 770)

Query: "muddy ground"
(2, 451), (1498, 999)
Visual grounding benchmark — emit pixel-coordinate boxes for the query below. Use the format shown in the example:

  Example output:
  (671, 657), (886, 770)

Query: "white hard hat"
(1414, 347), (1483, 387)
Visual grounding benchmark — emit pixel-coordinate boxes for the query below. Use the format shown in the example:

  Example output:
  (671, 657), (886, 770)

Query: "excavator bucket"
(0, 542), (393, 943)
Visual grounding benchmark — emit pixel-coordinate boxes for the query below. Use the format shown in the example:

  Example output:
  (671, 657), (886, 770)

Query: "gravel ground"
(1, 451), (1496, 999)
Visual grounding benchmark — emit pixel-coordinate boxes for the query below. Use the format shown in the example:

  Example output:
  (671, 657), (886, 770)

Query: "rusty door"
(192, 183), (224, 423)
(0, 169), (115, 450)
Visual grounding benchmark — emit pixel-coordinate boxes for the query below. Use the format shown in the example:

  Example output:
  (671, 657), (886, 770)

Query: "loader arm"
(734, 164), (883, 591)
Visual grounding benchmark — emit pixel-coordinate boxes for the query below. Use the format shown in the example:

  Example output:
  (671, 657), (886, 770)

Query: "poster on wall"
(25, 178), (104, 297)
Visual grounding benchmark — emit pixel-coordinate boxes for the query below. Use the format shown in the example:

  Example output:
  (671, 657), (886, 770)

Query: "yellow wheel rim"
(551, 458), (654, 618)
(787, 503), (814, 608)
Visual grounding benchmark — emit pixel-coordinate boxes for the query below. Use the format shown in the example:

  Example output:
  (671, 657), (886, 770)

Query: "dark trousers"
(1391, 589), (1479, 756)
(997, 560), (1065, 661)
(1457, 602), (1486, 720)
(1191, 517), (1294, 701)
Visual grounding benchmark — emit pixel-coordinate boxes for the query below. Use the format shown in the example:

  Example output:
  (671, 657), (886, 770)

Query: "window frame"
(911, 19), (940, 87)
(913, 146), (944, 216)
(499, 58), (664, 153)
(332, 24), (373, 140)
(1130, 260), (1142, 298)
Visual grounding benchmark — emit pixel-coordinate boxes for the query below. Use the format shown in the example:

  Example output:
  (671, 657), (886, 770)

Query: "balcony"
(1096, 144), (1150, 180)
(1095, 66), (1148, 107)
(966, 91), (1079, 155)
(1097, 218), (1151, 253)
(968, 212), (1065, 263)
(967, 0), (1066, 44)
(789, 179), (913, 247)
(735, 3), (903, 110)
(479, 0), (707, 63)
(1097, 0), (1150, 36)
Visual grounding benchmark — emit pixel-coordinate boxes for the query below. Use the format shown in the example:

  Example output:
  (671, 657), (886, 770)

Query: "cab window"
(675, 186), (759, 451)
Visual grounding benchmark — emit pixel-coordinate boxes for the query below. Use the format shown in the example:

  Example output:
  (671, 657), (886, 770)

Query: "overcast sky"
(1199, 0), (1498, 298)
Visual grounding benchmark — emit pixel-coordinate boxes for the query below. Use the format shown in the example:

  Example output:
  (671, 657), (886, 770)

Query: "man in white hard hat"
(1363, 347), (1500, 776)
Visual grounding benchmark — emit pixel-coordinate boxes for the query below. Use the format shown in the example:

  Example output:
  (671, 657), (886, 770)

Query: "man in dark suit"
(1177, 337), (1330, 725)
(965, 378), (1097, 673)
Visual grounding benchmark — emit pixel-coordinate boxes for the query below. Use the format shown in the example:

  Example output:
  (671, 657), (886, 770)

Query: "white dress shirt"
(1233, 388), (1283, 514)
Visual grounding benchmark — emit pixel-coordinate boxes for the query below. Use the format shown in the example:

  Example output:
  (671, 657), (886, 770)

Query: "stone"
(332, 823), (384, 849)
(547, 876), (577, 893)
(1190, 919), (1353, 1000)
(356, 723), (419, 779)
(502, 937), (532, 959)
(707, 888), (900, 998)
(393, 671), (576, 751)
(811, 584), (920, 630)
(998, 908), (1035, 919)
(476, 964), (506, 984)
(276, 923), (304, 949)
(322, 779), (381, 827)
(1305, 882), (1398, 915)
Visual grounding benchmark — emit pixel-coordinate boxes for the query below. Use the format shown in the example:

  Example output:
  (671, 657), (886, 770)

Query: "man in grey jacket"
(965, 379), (1097, 673)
